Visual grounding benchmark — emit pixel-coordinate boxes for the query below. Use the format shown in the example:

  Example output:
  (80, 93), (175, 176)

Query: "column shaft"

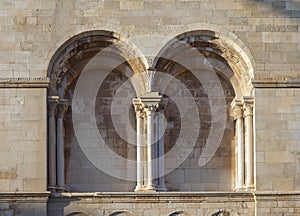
(135, 110), (144, 191)
(157, 111), (167, 191)
(47, 97), (58, 191)
(143, 118), (148, 188)
(236, 115), (245, 189)
(244, 102), (254, 189)
(145, 107), (156, 190)
(56, 100), (69, 192)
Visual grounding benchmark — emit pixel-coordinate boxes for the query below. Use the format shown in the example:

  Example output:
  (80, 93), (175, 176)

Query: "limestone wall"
(255, 87), (300, 191)
(0, 87), (47, 192)
(0, 0), (299, 78)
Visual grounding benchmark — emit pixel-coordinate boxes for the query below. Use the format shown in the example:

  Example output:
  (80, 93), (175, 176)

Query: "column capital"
(133, 99), (143, 111)
(231, 99), (243, 120)
(144, 104), (158, 116)
(158, 98), (168, 112)
(47, 96), (59, 116)
(57, 99), (69, 118)
(242, 96), (254, 117)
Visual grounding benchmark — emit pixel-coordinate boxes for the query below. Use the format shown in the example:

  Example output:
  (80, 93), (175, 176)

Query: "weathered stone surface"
(0, 0), (299, 215)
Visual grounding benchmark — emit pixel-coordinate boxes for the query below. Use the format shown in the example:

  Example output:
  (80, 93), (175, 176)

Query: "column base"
(234, 187), (246, 191)
(56, 186), (66, 192)
(134, 185), (145, 192)
(47, 186), (56, 192)
(245, 184), (255, 191)
(145, 184), (157, 191)
(156, 185), (167, 191)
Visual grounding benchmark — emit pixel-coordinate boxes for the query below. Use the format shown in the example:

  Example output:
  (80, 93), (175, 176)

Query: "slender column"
(47, 96), (59, 191)
(232, 100), (245, 190)
(145, 105), (157, 191)
(243, 98), (254, 190)
(143, 118), (148, 189)
(156, 108), (167, 191)
(134, 106), (144, 191)
(56, 99), (69, 192)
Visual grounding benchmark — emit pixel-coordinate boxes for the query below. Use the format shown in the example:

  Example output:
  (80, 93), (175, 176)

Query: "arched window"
(47, 30), (254, 192)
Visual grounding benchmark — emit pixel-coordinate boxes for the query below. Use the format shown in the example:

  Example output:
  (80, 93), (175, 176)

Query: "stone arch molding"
(160, 23), (255, 97)
(47, 24), (255, 97)
(46, 28), (255, 192)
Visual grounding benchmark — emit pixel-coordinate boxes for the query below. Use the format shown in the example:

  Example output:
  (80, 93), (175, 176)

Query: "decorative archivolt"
(154, 30), (254, 97)
(47, 30), (146, 97)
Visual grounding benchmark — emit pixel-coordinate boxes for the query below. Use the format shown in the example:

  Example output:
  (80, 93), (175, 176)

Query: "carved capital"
(233, 106), (244, 119)
(47, 96), (59, 117)
(242, 96), (254, 117)
(144, 104), (158, 116)
(231, 99), (243, 119)
(243, 103), (253, 117)
(136, 109), (144, 119)
(57, 99), (69, 118)
(159, 97), (168, 111)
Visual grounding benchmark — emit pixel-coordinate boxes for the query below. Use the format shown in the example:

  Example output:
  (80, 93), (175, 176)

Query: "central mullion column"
(136, 92), (162, 192)
(144, 105), (157, 191)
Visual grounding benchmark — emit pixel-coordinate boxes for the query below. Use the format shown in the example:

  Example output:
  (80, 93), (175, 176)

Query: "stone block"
(265, 151), (295, 163)
(257, 163), (284, 177)
(0, 179), (9, 191)
(273, 178), (295, 191)
(120, 1), (143, 10)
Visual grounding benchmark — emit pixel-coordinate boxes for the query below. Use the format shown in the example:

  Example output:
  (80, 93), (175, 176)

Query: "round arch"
(47, 30), (148, 97)
(159, 24), (255, 97)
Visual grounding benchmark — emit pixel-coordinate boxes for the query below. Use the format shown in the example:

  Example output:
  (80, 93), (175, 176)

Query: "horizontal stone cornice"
(254, 191), (300, 201)
(50, 191), (255, 203)
(0, 77), (50, 88)
(252, 77), (300, 88)
(0, 192), (50, 202)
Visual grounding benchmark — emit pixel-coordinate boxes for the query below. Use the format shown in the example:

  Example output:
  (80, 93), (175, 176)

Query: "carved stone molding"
(252, 77), (300, 88)
(0, 77), (50, 88)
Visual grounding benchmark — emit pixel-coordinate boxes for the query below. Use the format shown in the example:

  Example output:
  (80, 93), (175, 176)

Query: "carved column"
(243, 97), (254, 190)
(156, 106), (167, 191)
(133, 101), (144, 192)
(133, 92), (164, 192)
(231, 99), (245, 190)
(56, 99), (69, 192)
(144, 105), (157, 191)
(47, 96), (59, 191)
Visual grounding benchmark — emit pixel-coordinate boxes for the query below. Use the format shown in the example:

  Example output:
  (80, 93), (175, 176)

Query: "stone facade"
(0, 0), (300, 215)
